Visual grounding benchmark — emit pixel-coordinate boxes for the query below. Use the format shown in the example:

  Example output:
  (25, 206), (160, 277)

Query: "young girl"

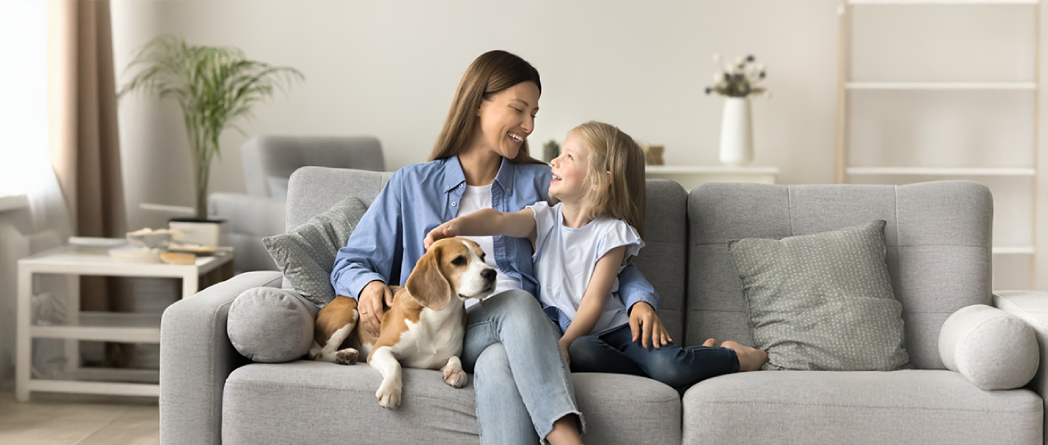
(425, 121), (768, 389)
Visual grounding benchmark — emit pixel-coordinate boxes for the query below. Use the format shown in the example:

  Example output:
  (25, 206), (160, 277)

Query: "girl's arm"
(558, 246), (627, 363)
(424, 208), (537, 249)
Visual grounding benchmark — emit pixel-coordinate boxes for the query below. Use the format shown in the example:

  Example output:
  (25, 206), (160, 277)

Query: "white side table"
(645, 165), (779, 192)
(15, 247), (234, 401)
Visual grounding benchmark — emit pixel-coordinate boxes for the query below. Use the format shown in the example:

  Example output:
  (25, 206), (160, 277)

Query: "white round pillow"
(939, 304), (1038, 390)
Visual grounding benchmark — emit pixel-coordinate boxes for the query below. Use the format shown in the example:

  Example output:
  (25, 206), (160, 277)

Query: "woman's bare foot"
(702, 338), (717, 347)
(721, 341), (769, 372)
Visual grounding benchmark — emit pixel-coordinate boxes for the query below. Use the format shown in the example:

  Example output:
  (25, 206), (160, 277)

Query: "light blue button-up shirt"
(330, 155), (659, 326)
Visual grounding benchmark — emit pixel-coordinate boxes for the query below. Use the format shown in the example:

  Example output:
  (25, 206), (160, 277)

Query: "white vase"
(719, 97), (754, 166)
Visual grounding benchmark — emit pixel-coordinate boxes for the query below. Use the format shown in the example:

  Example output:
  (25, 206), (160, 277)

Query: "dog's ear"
(406, 243), (453, 311)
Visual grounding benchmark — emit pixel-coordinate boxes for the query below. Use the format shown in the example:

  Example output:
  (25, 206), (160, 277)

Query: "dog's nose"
(481, 268), (496, 282)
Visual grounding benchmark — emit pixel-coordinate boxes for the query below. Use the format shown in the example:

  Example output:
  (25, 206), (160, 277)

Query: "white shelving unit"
(15, 247), (234, 401)
(836, 0), (1041, 289)
(645, 165), (778, 192)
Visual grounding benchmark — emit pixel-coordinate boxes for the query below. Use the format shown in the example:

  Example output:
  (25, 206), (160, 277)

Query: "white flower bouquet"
(705, 53), (770, 99)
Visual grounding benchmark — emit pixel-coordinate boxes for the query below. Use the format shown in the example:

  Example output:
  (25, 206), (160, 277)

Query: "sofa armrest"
(208, 193), (286, 236)
(160, 271), (283, 445)
(209, 193), (286, 272)
(993, 291), (1048, 436)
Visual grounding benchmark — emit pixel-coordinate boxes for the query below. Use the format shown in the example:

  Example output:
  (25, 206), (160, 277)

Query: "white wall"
(106, 1), (1048, 290)
(110, 0), (840, 230)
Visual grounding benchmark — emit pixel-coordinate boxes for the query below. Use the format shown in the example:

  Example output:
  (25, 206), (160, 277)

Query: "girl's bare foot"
(702, 338), (717, 347)
(721, 340), (769, 372)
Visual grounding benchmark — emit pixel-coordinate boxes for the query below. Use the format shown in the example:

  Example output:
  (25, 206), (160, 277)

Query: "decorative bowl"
(126, 228), (173, 249)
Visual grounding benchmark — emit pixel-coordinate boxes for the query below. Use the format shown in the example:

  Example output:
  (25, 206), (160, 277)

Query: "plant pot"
(168, 218), (229, 247)
(719, 97), (754, 167)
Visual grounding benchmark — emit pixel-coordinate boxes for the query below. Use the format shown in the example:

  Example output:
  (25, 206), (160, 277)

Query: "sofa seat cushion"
(223, 361), (681, 445)
(681, 370), (1042, 445)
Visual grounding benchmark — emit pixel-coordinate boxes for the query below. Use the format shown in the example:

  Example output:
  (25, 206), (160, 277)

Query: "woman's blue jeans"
(568, 324), (740, 389)
(461, 289), (583, 444)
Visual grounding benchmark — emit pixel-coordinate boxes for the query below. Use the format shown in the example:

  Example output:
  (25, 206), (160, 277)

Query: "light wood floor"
(0, 391), (158, 445)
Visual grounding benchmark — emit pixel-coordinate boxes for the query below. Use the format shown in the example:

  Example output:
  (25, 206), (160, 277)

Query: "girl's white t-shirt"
(527, 201), (644, 335)
(456, 184), (523, 306)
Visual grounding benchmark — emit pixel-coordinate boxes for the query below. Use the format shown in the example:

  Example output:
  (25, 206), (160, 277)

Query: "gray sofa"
(162, 167), (1047, 444)
(208, 136), (385, 272)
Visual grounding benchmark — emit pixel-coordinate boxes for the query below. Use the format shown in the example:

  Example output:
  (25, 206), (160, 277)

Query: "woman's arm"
(617, 264), (671, 348)
(424, 208), (537, 249)
(558, 246), (627, 365)
(331, 171), (404, 335)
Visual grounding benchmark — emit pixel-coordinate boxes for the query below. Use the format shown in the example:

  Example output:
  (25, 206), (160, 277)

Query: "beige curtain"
(49, 0), (126, 315)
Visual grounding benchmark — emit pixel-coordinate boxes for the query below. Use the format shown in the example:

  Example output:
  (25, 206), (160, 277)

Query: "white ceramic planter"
(719, 97), (754, 166)
(169, 219), (229, 247)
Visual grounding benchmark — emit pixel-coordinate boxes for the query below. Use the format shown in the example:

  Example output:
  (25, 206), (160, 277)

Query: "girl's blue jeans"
(568, 323), (741, 389)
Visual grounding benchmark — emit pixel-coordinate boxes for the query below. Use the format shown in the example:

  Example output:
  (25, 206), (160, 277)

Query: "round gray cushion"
(227, 287), (318, 363)
(939, 304), (1038, 390)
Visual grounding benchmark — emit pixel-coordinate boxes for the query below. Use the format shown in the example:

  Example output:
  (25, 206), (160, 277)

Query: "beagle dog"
(309, 237), (496, 409)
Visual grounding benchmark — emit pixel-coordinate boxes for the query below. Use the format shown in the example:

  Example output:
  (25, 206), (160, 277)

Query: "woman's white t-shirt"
(527, 201), (644, 335)
(456, 184), (523, 306)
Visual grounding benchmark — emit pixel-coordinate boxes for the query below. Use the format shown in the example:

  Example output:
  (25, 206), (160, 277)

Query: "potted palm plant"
(119, 34), (303, 244)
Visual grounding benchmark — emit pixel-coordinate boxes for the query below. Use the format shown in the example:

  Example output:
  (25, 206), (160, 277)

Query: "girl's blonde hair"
(429, 50), (546, 165)
(571, 121), (646, 237)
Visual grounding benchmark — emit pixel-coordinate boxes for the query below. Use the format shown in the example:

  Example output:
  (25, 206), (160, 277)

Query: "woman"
(331, 50), (669, 445)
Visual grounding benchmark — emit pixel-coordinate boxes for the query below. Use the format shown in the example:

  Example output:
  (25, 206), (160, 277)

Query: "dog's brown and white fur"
(309, 237), (496, 409)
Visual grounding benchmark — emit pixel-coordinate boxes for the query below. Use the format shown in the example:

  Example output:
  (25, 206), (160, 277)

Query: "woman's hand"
(558, 338), (572, 368)
(358, 280), (394, 337)
(629, 302), (671, 349)
(423, 222), (460, 250)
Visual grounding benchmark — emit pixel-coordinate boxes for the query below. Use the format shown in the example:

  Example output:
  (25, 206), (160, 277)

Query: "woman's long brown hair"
(429, 50), (546, 165)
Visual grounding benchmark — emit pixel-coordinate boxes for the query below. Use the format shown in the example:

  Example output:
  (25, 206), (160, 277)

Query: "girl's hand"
(423, 222), (460, 250)
(558, 338), (572, 368)
(629, 302), (672, 349)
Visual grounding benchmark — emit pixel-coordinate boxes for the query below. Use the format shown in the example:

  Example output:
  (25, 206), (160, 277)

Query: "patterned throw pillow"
(728, 220), (910, 371)
(262, 196), (367, 307)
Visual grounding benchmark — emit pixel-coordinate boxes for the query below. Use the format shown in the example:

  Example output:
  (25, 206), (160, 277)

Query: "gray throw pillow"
(728, 220), (910, 371)
(262, 196), (367, 307)
(228, 287), (319, 363)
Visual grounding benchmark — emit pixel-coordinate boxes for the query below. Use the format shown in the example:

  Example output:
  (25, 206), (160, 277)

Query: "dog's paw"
(375, 381), (402, 409)
(335, 348), (359, 365)
(442, 366), (468, 388)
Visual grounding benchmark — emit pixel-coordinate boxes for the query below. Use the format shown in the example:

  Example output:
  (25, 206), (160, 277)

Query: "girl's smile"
(549, 133), (590, 204)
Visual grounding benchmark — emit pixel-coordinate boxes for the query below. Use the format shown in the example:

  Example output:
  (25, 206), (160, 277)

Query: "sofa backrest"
(632, 180), (689, 342)
(286, 166), (393, 231)
(686, 181), (993, 370)
(285, 166), (690, 341)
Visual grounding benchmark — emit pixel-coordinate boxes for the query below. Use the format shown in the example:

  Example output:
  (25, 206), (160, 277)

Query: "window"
(0, 0), (48, 201)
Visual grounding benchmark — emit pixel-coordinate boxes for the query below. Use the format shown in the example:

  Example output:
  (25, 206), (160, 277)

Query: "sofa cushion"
(682, 370), (1043, 444)
(728, 220), (910, 371)
(227, 287), (318, 363)
(222, 361), (681, 445)
(263, 195), (367, 307)
(940, 304), (1039, 390)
